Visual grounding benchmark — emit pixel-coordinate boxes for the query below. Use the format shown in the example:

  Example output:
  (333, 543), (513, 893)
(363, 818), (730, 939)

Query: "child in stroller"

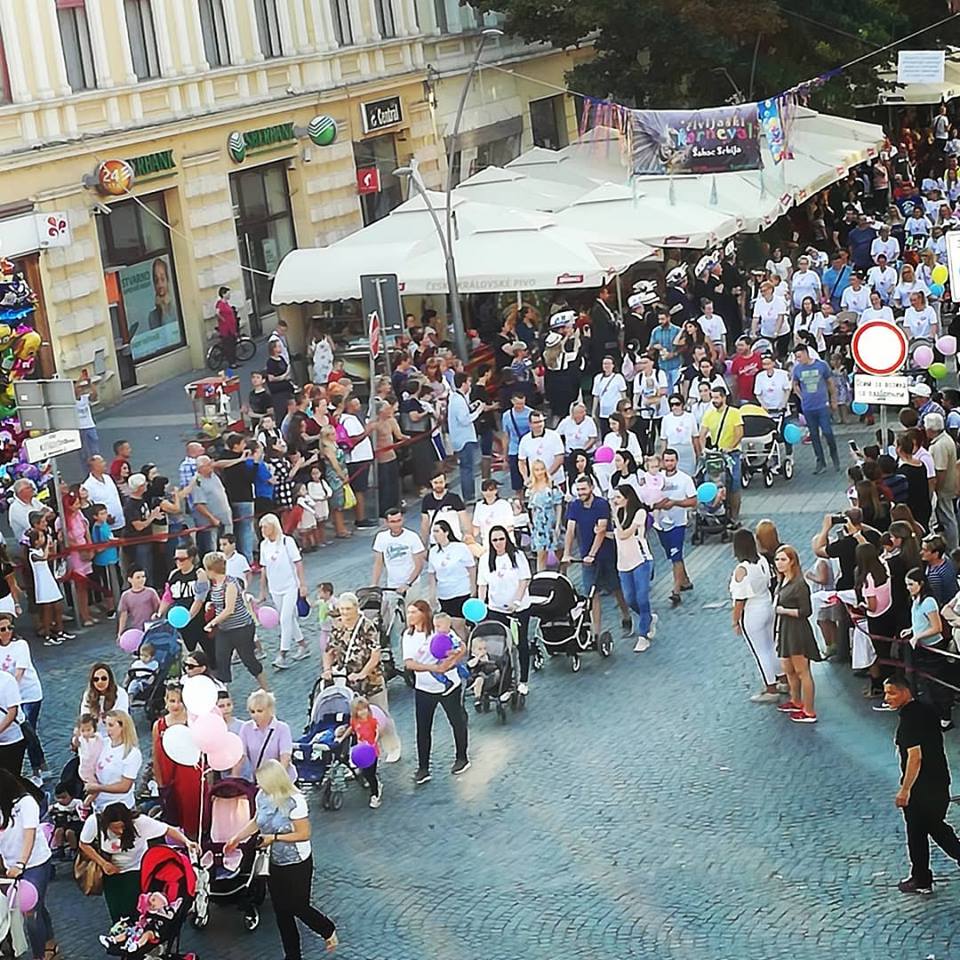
(691, 449), (733, 544)
(466, 620), (518, 719)
(125, 620), (182, 723)
(292, 681), (355, 811)
(100, 846), (197, 959)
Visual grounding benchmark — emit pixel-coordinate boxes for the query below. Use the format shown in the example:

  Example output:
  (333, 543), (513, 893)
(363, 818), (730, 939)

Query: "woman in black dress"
(266, 340), (294, 422)
(895, 433), (932, 530)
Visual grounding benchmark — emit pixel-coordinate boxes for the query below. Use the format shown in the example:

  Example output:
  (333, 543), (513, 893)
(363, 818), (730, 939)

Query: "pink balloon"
(594, 446), (615, 464)
(190, 711), (227, 753)
(257, 605), (280, 629)
(937, 335), (958, 356)
(206, 732), (244, 772)
(40, 822), (53, 844)
(369, 704), (389, 727)
(914, 345), (934, 369)
(118, 628), (143, 653)
(11, 879), (37, 912)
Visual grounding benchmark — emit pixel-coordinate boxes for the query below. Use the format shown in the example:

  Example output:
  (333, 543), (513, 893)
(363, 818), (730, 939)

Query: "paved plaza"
(31, 371), (957, 959)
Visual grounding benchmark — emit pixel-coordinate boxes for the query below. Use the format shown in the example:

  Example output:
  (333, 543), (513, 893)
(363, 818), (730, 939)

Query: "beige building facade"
(0, 0), (585, 401)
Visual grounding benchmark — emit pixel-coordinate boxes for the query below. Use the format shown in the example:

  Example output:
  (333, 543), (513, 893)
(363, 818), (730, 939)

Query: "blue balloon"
(931, 282), (945, 297)
(167, 606), (190, 630)
(850, 401), (869, 416)
(783, 423), (804, 445)
(696, 482), (719, 504)
(462, 598), (488, 623)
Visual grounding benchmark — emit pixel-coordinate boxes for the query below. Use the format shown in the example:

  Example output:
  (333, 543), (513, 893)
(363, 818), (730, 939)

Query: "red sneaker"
(789, 709), (818, 724)
(776, 700), (801, 712)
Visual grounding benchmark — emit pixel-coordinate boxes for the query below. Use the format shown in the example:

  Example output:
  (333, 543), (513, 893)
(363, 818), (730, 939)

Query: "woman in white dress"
(257, 513), (309, 670)
(729, 529), (779, 703)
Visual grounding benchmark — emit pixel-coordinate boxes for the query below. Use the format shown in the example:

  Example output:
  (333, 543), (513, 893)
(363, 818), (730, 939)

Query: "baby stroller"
(466, 620), (519, 721)
(691, 449), (732, 544)
(101, 846), (196, 959)
(126, 619), (182, 723)
(292, 681), (354, 811)
(739, 403), (794, 488)
(192, 777), (265, 933)
(354, 587), (407, 685)
(528, 571), (613, 673)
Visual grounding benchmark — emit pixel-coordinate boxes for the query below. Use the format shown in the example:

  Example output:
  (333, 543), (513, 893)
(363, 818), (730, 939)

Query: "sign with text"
(947, 231), (960, 302)
(24, 429), (81, 463)
(361, 96), (403, 134)
(897, 50), (946, 85)
(853, 374), (909, 407)
(118, 256), (185, 362)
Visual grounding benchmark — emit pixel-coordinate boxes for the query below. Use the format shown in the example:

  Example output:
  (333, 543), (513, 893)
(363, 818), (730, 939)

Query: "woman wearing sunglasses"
(78, 664), (128, 735)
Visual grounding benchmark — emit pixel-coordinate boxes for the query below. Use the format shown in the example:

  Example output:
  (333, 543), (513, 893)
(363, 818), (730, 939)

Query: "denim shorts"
(580, 553), (620, 594)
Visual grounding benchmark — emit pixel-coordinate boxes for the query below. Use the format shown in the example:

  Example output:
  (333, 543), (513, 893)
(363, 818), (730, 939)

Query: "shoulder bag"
(74, 841), (105, 896)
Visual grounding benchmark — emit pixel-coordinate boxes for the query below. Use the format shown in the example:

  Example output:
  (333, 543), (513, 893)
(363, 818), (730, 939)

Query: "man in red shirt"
(215, 286), (239, 367)
(729, 336), (763, 405)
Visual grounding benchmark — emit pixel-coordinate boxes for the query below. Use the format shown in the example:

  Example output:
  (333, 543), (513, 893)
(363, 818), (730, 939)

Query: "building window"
(374, 0), (396, 39)
(354, 135), (403, 225)
(124, 0), (160, 80)
(199, 0), (230, 67)
(254, 0), (283, 58)
(433, 0), (448, 33)
(57, 0), (97, 91)
(530, 94), (569, 150)
(330, 0), (353, 45)
(97, 193), (186, 364)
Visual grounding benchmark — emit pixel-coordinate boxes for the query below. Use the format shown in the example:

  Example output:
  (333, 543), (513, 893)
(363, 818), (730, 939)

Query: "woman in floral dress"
(526, 459), (563, 572)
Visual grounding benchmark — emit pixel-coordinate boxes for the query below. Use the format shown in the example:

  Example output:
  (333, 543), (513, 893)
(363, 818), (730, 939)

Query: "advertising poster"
(631, 104), (761, 175)
(119, 255), (184, 362)
(758, 98), (785, 164)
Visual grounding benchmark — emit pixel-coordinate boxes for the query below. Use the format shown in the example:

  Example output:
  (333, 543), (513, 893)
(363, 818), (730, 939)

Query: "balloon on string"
(937, 335), (957, 356)
(932, 264), (949, 285)
(696, 482), (718, 503)
(181, 675), (219, 716)
(350, 742), (377, 769)
(914, 345), (934, 369)
(257, 605), (280, 629)
(783, 423), (805, 445)
(930, 362), (949, 380)
(930, 282), (945, 297)
(850, 401), (869, 416)
(206, 732), (243, 772)
(429, 633), (453, 659)
(166, 606), (190, 630)
(593, 446), (615, 464)
(118, 629), (143, 654)
(40, 822), (54, 844)
(462, 598), (487, 622)
(161, 724), (200, 767)
(190, 711), (228, 753)
(9, 880), (37, 913)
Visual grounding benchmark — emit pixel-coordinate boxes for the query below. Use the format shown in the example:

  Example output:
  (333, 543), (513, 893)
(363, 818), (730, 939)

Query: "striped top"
(209, 576), (254, 631)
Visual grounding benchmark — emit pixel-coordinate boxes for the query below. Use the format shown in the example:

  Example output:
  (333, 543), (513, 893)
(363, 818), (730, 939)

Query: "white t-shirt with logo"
(903, 305), (937, 339)
(752, 295), (788, 338)
(660, 412), (699, 472)
(0, 672), (21, 746)
(259, 535), (302, 596)
(696, 313), (727, 345)
(860, 305), (895, 324)
(373, 529), (425, 589)
(754, 369), (792, 412)
(0, 639), (41, 703)
(477, 550), (531, 613)
(867, 265), (898, 302)
(92, 741), (143, 811)
(472, 499), (514, 546)
(0, 796), (50, 870)
(517, 430), (565, 480)
(840, 285), (870, 316)
(427, 542), (475, 599)
(591, 373), (627, 419)
(401, 629), (462, 694)
(654, 470), (696, 530)
(557, 415), (599, 452)
(80, 813), (168, 873)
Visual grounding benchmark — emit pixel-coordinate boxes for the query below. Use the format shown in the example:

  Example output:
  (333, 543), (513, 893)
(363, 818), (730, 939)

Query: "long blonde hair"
(256, 758), (300, 803)
(105, 710), (139, 756)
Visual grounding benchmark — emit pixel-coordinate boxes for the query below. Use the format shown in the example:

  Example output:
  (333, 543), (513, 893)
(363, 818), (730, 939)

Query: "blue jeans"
(21, 699), (44, 772)
(619, 562), (652, 637)
(22, 859), (53, 959)
(232, 501), (255, 561)
(457, 442), (478, 503)
(804, 405), (838, 467)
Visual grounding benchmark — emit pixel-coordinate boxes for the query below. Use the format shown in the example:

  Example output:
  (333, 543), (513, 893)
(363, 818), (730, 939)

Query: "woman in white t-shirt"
(471, 479), (514, 548)
(257, 513), (308, 669)
(427, 520), (476, 635)
(602, 413), (643, 464)
(79, 662), (129, 736)
(0, 616), (45, 783)
(225, 760), (337, 955)
(401, 600), (469, 784)
(477, 527), (532, 694)
(0, 771), (54, 960)
(860, 290), (895, 325)
(793, 297), (827, 352)
(892, 263), (929, 311)
(79, 802), (194, 923)
(659, 395), (700, 475)
(765, 248), (792, 282)
(84, 709), (142, 814)
(611, 486), (655, 653)
(590, 356), (627, 433)
(0, 669), (23, 776)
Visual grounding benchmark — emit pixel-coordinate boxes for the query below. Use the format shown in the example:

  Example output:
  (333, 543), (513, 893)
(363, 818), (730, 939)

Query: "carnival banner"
(758, 98), (786, 164)
(630, 104), (761, 175)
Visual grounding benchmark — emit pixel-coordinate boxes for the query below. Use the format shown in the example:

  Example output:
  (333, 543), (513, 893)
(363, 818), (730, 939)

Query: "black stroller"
(126, 619), (183, 723)
(466, 620), (520, 721)
(528, 571), (613, 673)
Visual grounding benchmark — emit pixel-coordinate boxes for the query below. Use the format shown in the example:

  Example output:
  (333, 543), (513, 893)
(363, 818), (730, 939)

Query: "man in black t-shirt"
(885, 674), (960, 894)
(123, 473), (160, 585)
(216, 433), (256, 563)
(247, 371), (271, 430)
(419, 470), (469, 546)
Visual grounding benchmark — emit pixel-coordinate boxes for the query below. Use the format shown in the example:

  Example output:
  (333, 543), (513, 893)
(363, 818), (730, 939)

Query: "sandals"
(44, 943), (63, 960)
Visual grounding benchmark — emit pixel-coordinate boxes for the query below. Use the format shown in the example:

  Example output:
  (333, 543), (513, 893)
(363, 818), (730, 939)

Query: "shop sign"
(361, 96), (403, 134)
(228, 123), (297, 164)
(129, 149), (175, 178)
(96, 159), (135, 196)
(357, 167), (381, 195)
(36, 213), (70, 249)
(308, 115), (338, 146)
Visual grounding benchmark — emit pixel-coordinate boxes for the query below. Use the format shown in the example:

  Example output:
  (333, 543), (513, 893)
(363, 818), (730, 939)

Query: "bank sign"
(228, 123), (297, 164)
(361, 96), (403, 134)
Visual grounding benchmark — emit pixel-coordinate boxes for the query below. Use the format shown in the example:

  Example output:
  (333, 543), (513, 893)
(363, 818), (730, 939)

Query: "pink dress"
(62, 511), (93, 577)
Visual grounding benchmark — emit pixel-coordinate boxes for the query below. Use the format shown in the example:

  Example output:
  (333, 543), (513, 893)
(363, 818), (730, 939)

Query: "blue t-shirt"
(648, 323), (682, 372)
(503, 407), (531, 456)
(91, 521), (119, 566)
(848, 225), (877, 267)
(821, 265), (851, 310)
(566, 495), (615, 561)
(791, 360), (832, 412)
(911, 595), (939, 642)
(252, 461), (274, 500)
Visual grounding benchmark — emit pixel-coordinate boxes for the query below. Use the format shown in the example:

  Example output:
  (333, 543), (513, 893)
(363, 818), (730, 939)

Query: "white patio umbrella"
(454, 167), (589, 212)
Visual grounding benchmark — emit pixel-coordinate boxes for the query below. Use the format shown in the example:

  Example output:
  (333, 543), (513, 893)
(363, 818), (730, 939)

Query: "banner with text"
(630, 104), (761, 175)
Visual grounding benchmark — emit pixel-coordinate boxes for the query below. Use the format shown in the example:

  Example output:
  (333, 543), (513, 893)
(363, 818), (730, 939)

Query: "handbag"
(74, 848), (104, 896)
(342, 483), (357, 511)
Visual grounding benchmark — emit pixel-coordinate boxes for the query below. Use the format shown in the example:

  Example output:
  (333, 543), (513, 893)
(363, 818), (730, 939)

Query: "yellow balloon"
(13, 330), (40, 360)
(932, 264), (949, 285)
(0, 326), (14, 351)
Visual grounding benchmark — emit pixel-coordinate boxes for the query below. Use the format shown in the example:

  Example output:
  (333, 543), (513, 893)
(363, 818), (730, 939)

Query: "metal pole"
(443, 28), (503, 362)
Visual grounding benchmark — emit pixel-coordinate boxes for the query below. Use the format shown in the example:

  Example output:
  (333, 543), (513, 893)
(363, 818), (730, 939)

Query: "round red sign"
(851, 321), (908, 376)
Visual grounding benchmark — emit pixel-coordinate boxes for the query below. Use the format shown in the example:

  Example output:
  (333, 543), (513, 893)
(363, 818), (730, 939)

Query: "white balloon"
(161, 724), (200, 767)
(181, 675), (219, 716)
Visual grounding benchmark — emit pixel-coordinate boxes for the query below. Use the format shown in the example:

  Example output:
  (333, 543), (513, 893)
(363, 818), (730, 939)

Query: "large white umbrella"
(454, 167), (588, 212)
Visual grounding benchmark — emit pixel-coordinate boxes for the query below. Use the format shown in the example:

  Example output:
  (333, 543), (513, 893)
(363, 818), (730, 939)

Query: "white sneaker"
(517, 682), (529, 696)
(749, 691), (780, 703)
(648, 614), (659, 639)
(633, 636), (650, 653)
(385, 748), (401, 763)
(369, 791), (382, 809)
(272, 657), (290, 670)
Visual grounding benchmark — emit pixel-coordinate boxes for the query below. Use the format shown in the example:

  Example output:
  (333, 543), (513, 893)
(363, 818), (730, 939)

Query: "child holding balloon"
(337, 697), (382, 808)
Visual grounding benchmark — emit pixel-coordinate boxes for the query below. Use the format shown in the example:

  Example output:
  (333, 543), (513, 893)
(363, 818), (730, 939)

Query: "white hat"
(128, 472), (147, 490)
(550, 310), (576, 329)
(627, 293), (648, 311)
(694, 255), (716, 277)
(544, 332), (563, 348)
(666, 265), (687, 285)
(910, 382), (932, 397)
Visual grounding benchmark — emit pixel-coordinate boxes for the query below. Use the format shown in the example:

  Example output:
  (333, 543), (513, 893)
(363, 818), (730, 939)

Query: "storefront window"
(530, 94), (568, 150)
(230, 162), (297, 336)
(98, 193), (186, 364)
(354, 135), (403, 226)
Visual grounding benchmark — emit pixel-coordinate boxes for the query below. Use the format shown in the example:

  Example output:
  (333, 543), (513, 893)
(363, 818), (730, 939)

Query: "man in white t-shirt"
(341, 397), (377, 528)
(557, 402), (599, 453)
(75, 379), (100, 467)
(870, 226), (900, 265)
(867, 254), (898, 304)
(840, 272), (870, 317)
(903, 291), (939, 341)
(517, 412), (565, 486)
(220, 534), (251, 586)
(790, 257), (822, 309)
(751, 283), (789, 340)
(590, 357), (627, 431)
(372, 509), (426, 592)
(754, 355), (792, 413)
(696, 300), (727, 356)
(653, 450), (698, 607)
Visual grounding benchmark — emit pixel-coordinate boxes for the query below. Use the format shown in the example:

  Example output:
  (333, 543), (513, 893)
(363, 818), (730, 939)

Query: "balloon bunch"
(0, 442), (48, 513)
(161, 675), (244, 772)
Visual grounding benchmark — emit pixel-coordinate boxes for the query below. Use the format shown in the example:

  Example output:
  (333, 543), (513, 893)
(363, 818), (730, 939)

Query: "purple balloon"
(350, 742), (377, 769)
(118, 628), (143, 653)
(429, 632), (453, 659)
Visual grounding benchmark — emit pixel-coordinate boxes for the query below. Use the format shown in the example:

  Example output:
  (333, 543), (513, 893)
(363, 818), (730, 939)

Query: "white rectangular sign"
(854, 374), (909, 406)
(947, 231), (960, 303)
(24, 429), (81, 463)
(898, 50), (945, 85)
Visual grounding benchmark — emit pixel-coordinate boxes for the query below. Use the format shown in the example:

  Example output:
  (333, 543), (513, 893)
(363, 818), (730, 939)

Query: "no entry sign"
(851, 321), (908, 376)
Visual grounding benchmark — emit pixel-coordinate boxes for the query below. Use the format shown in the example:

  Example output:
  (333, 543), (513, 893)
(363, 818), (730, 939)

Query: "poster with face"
(119, 255), (184, 361)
